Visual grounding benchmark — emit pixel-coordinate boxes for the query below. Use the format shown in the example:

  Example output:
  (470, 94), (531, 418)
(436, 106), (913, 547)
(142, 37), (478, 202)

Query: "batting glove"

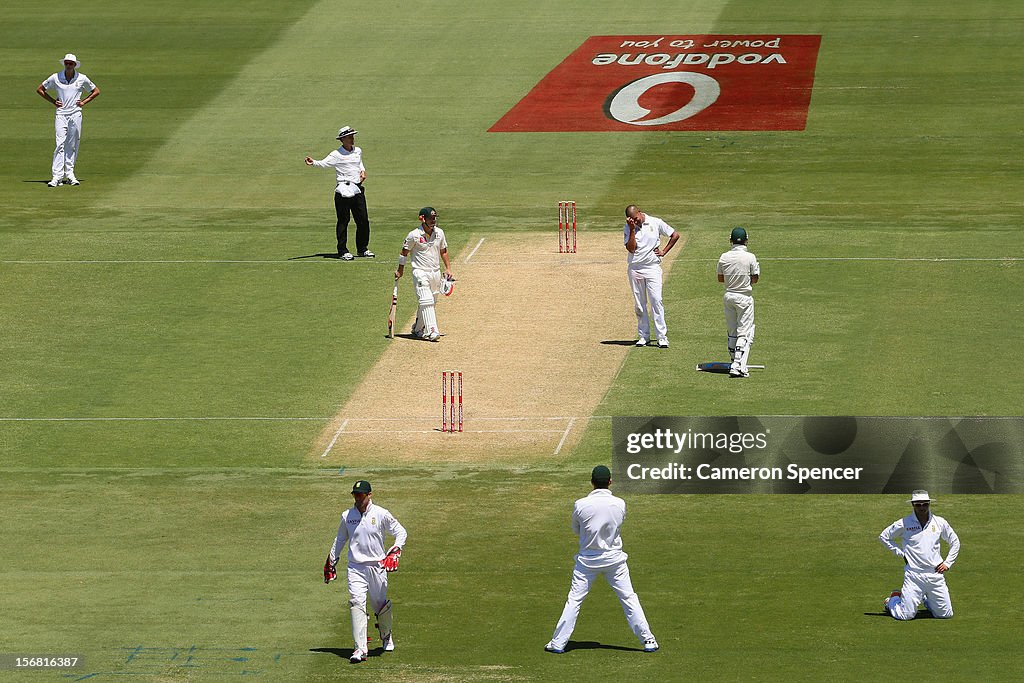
(380, 547), (402, 572)
(324, 558), (337, 584)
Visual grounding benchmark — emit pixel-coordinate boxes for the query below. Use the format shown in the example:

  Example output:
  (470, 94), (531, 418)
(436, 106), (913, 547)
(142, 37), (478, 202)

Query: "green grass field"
(2, 0), (1023, 680)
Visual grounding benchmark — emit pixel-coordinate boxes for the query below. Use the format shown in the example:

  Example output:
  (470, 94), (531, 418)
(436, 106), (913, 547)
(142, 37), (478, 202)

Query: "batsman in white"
(36, 53), (100, 187)
(545, 466), (659, 654)
(624, 205), (679, 348)
(717, 227), (760, 378)
(394, 207), (453, 341)
(324, 480), (408, 663)
(880, 490), (960, 620)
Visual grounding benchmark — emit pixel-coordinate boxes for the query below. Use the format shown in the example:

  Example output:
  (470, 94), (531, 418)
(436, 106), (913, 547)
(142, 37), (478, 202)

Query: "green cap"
(419, 207), (437, 219)
(730, 227), (748, 244)
(351, 480), (372, 494)
(591, 465), (611, 484)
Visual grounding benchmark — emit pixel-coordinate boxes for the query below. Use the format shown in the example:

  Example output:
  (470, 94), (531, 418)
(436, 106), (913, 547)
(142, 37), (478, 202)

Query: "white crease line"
(340, 428), (566, 435)
(762, 257), (1023, 262)
(553, 417), (577, 456)
(4, 257), (1018, 265)
(320, 419), (349, 458)
(0, 415), (615, 422)
(464, 238), (486, 263)
(0, 416), (326, 421)
(0, 260), (369, 265)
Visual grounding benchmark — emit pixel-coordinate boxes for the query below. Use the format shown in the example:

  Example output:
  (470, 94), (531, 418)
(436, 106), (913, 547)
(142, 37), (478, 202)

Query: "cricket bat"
(387, 278), (398, 338)
(695, 362), (766, 373)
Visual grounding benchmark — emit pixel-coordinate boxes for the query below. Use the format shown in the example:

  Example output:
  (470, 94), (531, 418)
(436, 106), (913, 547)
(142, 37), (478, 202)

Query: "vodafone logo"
(489, 34), (821, 132)
(606, 72), (720, 126)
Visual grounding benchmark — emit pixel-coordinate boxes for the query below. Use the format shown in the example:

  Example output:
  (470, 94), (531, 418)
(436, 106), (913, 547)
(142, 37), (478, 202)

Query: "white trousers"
(629, 264), (666, 341)
(887, 569), (953, 620)
(724, 291), (755, 365)
(347, 563), (390, 650)
(549, 558), (654, 649)
(412, 268), (441, 335)
(52, 111), (83, 178)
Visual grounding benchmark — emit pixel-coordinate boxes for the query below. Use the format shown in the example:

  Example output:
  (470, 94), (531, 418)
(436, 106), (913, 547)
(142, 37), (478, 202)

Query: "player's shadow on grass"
(310, 645), (388, 659)
(563, 641), (642, 652)
(600, 340), (639, 346)
(288, 252), (344, 260)
(864, 611), (935, 618)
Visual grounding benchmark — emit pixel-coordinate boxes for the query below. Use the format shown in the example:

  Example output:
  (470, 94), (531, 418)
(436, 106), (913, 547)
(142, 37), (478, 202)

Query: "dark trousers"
(334, 189), (370, 255)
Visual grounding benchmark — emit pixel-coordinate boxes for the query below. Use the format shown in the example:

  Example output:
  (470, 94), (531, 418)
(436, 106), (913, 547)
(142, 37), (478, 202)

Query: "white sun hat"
(61, 53), (80, 68)
(907, 490), (933, 504)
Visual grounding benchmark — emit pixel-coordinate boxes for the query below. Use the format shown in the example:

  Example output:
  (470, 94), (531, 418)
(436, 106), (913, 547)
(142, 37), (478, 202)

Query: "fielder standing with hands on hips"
(880, 490), (960, 620)
(324, 480), (407, 663)
(395, 207), (453, 341)
(305, 126), (374, 260)
(36, 53), (100, 187)
(624, 205), (679, 348)
(545, 465), (659, 654)
(717, 227), (760, 378)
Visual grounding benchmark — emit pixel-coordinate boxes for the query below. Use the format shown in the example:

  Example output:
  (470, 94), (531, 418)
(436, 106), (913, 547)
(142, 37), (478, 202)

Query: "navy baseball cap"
(351, 480), (372, 494)
(730, 227), (748, 243)
(591, 465), (611, 484)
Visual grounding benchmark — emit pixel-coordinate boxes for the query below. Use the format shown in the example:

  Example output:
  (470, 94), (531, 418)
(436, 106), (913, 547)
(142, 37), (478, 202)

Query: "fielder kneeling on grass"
(324, 479), (408, 663)
(545, 466), (659, 654)
(879, 490), (960, 620)
(395, 207), (453, 341)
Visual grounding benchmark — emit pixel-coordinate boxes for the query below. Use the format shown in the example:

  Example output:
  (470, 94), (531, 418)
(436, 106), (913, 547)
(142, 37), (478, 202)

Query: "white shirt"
(879, 512), (960, 573)
(312, 146), (365, 191)
(329, 501), (408, 565)
(717, 245), (760, 295)
(42, 71), (96, 116)
(403, 226), (448, 272)
(572, 488), (628, 569)
(625, 214), (675, 268)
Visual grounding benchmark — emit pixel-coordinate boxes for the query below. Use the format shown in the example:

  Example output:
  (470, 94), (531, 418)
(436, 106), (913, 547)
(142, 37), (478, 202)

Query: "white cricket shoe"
(643, 639), (660, 652)
(635, 337), (648, 347)
(657, 338), (669, 348)
(382, 635), (395, 652)
(349, 649), (367, 663)
(427, 329), (441, 342)
(360, 250), (375, 258)
(67, 174), (80, 185)
(544, 641), (565, 654)
(47, 177), (62, 187)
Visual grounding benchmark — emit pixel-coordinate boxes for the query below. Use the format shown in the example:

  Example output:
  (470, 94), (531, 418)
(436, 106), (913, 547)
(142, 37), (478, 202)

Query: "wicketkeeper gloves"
(380, 546), (402, 572)
(324, 558), (337, 584)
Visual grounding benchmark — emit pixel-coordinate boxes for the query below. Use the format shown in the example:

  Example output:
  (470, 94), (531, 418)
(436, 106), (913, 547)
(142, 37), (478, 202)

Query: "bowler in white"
(37, 53), (100, 186)
(880, 490), (960, 620)
(624, 205), (679, 348)
(545, 466), (658, 654)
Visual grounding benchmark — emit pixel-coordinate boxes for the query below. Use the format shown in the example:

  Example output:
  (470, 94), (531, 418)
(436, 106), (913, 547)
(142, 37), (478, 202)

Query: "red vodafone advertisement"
(490, 35), (822, 132)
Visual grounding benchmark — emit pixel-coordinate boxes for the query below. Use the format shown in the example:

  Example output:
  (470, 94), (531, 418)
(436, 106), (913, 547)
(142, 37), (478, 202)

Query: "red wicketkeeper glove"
(324, 558), (337, 584)
(380, 547), (402, 572)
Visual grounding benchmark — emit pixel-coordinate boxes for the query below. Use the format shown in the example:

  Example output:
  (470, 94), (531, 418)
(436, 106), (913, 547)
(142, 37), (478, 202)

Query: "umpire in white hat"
(305, 126), (374, 260)
(879, 490), (961, 620)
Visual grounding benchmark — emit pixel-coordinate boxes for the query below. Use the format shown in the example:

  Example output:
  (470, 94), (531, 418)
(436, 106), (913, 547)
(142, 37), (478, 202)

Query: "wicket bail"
(558, 200), (577, 253)
(441, 370), (463, 433)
